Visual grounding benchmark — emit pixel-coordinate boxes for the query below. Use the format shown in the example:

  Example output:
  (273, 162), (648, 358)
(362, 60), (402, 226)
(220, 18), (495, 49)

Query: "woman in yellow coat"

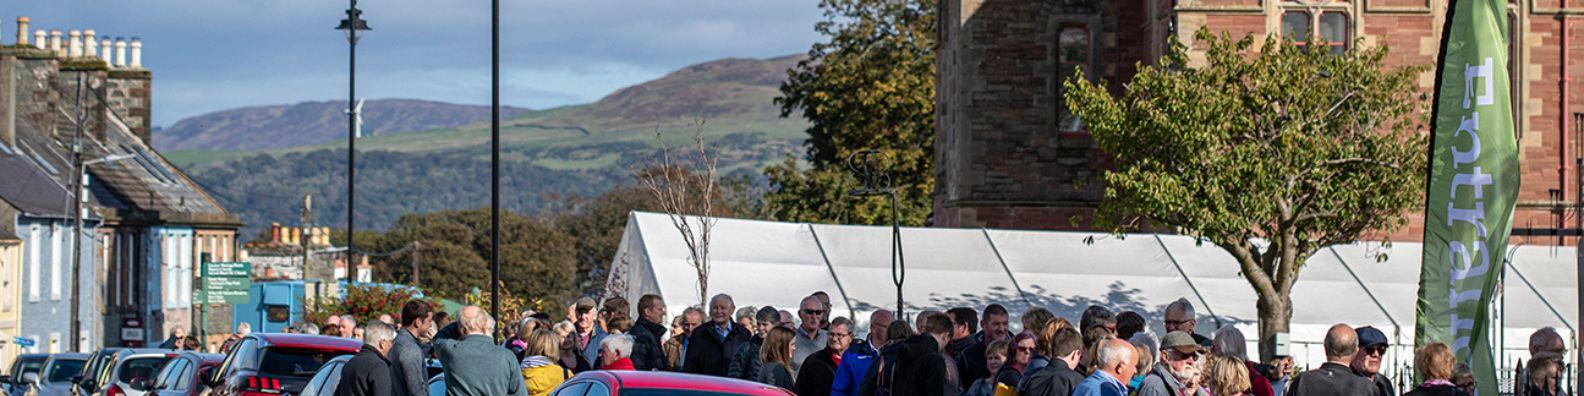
(522, 329), (573, 396)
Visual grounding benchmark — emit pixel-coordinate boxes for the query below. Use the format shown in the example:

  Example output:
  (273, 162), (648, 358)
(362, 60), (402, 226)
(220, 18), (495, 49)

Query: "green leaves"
(1067, 29), (1427, 295)
(766, 0), (936, 226)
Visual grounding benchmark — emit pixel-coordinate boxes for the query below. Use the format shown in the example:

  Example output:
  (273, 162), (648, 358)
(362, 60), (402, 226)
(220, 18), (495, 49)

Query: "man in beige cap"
(1138, 331), (1208, 396)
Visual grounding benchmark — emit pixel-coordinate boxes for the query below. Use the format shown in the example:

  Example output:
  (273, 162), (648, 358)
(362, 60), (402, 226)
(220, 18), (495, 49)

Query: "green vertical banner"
(1417, 0), (1518, 394)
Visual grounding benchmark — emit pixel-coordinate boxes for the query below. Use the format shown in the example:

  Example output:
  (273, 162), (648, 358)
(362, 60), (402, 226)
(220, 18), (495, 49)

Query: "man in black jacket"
(684, 294), (752, 377)
(864, 313), (953, 396)
(1019, 327), (1086, 396)
(958, 304), (1011, 387)
(728, 307), (781, 380)
(629, 294), (669, 371)
(796, 317), (856, 396)
(1288, 324), (1376, 396)
(335, 322), (395, 396)
(1351, 326), (1397, 396)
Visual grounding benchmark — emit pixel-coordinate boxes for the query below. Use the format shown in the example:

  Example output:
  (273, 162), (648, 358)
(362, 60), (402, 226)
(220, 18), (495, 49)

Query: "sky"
(12, 0), (824, 127)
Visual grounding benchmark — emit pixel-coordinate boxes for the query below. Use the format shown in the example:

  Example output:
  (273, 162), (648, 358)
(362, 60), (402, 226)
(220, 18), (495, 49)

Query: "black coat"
(1017, 361), (1086, 396)
(1288, 363), (1378, 396)
(629, 317), (669, 371)
(863, 335), (949, 396)
(1404, 384), (1469, 396)
(957, 333), (991, 387)
(334, 345), (393, 396)
(795, 348), (841, 396)
(683, 322), (752, 377)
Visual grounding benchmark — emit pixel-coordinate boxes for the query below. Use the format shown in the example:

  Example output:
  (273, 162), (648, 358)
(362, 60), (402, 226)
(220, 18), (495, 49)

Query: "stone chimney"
(49, 30), (61, 56)
(33, 30), (44, 49)
(83, 30), (97, 58)
(99, 39), (112, 63)
(67, 30), (82, 58)
(270, 223), (282, 244)
(129, 38), (142, 68)
(113, 38), (126, 67)
(14, 17), (27, 46)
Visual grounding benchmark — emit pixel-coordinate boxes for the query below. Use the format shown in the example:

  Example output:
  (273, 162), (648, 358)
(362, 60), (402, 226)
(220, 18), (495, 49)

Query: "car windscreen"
(116, 357), (171, 384)
(45, 360), (86, 383)
(258, 348), (349, 377)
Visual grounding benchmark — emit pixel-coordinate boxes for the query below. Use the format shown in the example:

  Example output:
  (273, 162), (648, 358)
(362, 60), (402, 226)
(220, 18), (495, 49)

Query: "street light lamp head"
(335, 1), (371, 43)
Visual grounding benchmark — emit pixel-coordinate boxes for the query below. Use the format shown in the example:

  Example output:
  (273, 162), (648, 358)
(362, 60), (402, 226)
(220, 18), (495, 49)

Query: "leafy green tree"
(372, 208), (579, 306)
(1065, 31), (1427, 360)
(768, 0), (936, 226)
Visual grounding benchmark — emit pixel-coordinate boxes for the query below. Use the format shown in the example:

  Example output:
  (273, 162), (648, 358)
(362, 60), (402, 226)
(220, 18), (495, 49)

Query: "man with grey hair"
(1164, 298), (1211, 347)
(683, 294), (751, 376)
(794, 295), (831, 368)
(434, 306), (525, 396)
(1210, 326), (1273, 396)
(300, 323), (321, 335)
(334, 322), (395, 396)
(1139, 332), (1208, 396)
(339, 314), (358, 338)
(598, 334), (638, 370)
(1073, 339), (1138, 396)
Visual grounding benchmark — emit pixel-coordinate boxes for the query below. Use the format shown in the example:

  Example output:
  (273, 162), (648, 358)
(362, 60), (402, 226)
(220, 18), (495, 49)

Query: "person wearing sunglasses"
(1350, 326), (1396, 396)
(793, 295), (832, 370)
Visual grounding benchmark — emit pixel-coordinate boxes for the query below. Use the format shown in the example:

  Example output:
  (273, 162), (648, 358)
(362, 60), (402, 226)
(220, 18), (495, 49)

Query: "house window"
(50, 224), (61, 301)
(164, 235), (176, 307)
(1057, 24), (1094, 132)
(180, 234), (192, 306)
(1283, 10), (1350, 54)
(28, 224), (40, 302)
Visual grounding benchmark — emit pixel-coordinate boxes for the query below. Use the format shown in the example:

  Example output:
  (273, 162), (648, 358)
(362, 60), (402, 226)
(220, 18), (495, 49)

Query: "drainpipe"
(1562, 12), (1571, 222)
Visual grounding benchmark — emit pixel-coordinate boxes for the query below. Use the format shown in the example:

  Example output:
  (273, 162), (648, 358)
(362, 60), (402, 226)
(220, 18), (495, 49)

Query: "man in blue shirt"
(831, 309), (894, 396)
(1074, 339), (1138, 396)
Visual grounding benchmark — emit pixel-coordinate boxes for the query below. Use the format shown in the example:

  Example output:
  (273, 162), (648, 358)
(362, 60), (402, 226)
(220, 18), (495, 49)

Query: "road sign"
(201, 261), (253, 305)
(13, 337), (35, 348)
(203, 262), (252, 278)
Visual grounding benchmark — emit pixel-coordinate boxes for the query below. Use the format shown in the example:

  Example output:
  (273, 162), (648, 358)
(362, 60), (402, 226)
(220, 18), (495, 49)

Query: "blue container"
(231, 280), (314, 333)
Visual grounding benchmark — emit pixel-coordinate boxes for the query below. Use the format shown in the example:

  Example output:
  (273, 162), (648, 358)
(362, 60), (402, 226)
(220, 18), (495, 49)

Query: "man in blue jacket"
(831, 309), (894, 396)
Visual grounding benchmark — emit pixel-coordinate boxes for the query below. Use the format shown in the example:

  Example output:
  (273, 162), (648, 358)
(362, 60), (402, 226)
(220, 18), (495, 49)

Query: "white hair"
(300, 323), (321, 335)
(1167, 298), (1196, 319)
(340, 314), (357, 327)
(363, 322), (396, 345)
(601, 334), (636, 358)
(1211, 325), (1248, 361)
(1099, 340), (1137, 369)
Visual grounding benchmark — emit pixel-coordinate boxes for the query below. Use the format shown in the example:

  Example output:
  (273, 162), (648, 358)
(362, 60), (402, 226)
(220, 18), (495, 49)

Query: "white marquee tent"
(608, 211), (1577, 370)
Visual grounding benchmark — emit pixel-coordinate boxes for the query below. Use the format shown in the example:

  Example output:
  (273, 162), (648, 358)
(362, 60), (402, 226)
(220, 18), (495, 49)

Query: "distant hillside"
(155, 99), (532, 151)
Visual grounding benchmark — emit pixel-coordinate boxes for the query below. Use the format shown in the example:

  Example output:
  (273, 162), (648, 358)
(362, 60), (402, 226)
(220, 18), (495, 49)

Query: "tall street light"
(489, 0), (502, 337)
(336, 0), (369, 269)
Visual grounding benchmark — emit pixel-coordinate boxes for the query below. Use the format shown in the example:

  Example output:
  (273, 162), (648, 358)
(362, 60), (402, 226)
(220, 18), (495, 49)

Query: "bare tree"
(634, 120), (719, 307)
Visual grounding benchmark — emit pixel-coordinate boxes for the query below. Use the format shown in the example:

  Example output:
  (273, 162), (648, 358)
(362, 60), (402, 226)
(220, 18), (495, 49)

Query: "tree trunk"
(1256, 292), (1293, 362)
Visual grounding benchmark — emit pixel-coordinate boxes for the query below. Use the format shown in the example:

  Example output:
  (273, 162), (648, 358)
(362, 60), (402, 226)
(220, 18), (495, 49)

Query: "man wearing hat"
(1137, 332), (1209, 396)
(1350, 326), (1396, 396)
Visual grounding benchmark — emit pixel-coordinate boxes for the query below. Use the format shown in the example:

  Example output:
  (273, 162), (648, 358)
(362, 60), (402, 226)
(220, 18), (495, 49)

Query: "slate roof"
(0, 143), (73, 219)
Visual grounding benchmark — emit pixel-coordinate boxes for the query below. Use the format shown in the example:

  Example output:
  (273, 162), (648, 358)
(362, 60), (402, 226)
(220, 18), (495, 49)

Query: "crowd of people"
(256, 291), (1572, 396)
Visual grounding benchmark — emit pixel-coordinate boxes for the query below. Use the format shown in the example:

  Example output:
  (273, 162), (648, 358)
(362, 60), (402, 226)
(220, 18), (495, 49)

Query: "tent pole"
(807, 224), (857, 324)
(981, 229), (1032, 308)
(1153, 235), (1222, 328)
(1328, 247), (1402, 340)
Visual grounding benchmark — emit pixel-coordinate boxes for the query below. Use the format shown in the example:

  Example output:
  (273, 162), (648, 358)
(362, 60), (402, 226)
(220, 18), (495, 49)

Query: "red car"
(550, 371), (794, 396)
(148, 351), (226, 396)
(205, 334), (362, 396)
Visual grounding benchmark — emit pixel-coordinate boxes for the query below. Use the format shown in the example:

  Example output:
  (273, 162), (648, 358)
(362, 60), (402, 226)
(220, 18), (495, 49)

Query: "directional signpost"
(202, 261), (252, 304)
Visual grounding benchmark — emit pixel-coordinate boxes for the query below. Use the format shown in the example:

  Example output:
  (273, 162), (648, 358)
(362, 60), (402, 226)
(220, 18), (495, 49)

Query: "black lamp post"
(336, 0), (369, 266)
(847, 150), (906, 319)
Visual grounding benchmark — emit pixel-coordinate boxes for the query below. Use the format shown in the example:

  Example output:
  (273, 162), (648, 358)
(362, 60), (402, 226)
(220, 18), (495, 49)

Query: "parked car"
(90, 349), (178, 396)
(35, 353), (90, 396)
(148, 352), (226, 396)
(1, 354), (48, 395)
(296, 355), (351, 396)
(205, 333), (361, 396)
(76, 348), (127, 395)
(549, 371), (794, 396)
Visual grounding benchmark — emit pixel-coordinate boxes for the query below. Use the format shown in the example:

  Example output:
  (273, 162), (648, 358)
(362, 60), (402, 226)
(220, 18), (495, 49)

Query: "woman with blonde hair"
(1205, 354), (1251, 396)
(758, 326), (797, 388)
(521, 329), (572, 396)
(1406, 342), (1468, 396)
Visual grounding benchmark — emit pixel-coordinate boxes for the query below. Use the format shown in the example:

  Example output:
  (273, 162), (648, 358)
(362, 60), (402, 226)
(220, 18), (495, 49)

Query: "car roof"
(114, 349), (177, 358)
(180, 352), (226, 365)
(252, 333), (363, 352)
(46, 353), (89, 361)
(578, 371), (793, 394)
(16, 354), (48, 360)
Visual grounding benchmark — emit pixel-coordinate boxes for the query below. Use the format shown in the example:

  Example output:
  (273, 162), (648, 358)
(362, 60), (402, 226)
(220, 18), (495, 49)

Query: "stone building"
(934, 0), (1584, 245)
(1, 16), (241, 350)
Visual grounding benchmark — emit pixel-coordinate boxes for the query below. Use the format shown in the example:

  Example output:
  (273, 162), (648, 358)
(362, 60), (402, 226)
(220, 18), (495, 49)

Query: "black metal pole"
(890, 191), (905, 320)
(490, 0), (502, 338)
(69, 73), (85, 352)
(346, 0), (358, 269)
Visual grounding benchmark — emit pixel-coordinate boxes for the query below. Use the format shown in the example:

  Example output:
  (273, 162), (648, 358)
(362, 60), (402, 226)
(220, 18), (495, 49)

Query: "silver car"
(92, 349), (176, 396)
(33, 353), (88, 396)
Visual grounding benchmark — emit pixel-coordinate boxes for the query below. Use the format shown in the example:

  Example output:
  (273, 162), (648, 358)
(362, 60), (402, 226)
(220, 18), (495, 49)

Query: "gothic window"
(1057, 24), (1094, 132)
(1282, 9), (1350, 54)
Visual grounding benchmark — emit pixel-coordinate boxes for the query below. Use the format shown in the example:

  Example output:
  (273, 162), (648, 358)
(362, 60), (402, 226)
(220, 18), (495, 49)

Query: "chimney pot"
(113, 38), (126, 67)
(34, 30), (45, 50)
(83, 30), (97, 58)
(15, 17), (28, 46)
(68, 30), (82, 58)
(49, 30), (62, 56)
(99, 39), (112, 63)
(129, 37), (142, 68)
